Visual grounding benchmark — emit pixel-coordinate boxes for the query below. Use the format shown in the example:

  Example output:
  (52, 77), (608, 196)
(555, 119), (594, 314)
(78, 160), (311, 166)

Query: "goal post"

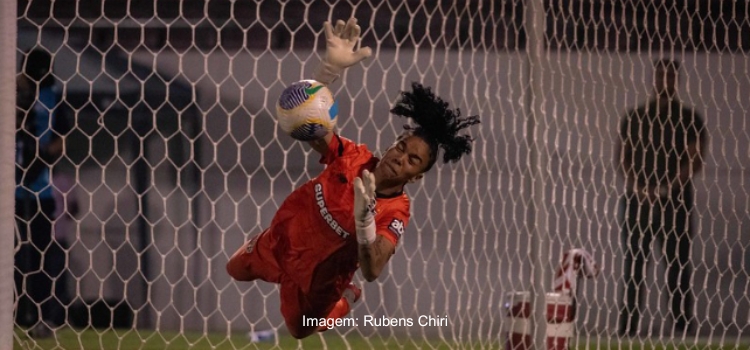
(1, 0), (17, 348)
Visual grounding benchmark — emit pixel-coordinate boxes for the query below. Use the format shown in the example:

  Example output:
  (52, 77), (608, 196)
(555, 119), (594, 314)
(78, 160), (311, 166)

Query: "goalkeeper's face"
(374, 135), (431, 186)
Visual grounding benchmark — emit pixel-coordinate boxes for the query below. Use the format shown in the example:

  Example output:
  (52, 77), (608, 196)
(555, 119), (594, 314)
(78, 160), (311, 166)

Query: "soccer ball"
(276, 79), (339, 141)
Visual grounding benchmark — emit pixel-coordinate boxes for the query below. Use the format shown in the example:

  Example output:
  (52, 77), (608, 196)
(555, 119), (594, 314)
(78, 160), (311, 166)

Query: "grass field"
(13, 328), (750, 350)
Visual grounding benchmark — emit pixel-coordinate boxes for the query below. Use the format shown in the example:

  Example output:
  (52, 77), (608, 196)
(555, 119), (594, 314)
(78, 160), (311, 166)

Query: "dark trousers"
(619, 189), (694, 335)
(15, 197), (68, 327)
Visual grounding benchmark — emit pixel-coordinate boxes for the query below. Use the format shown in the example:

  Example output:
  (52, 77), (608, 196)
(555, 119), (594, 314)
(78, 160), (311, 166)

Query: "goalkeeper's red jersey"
(266, 134), (410, 293)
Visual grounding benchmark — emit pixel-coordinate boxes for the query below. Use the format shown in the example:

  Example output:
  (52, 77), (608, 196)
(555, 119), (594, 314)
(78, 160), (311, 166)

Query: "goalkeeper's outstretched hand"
(324, 18), (372, 70)
(353, 169), (377, 245)
(315, 18), (372, 85)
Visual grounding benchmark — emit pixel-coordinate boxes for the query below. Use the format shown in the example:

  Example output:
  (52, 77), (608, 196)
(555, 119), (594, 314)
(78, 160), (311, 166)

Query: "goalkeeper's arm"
(358, 235), (395, 282)
(353, 170), (395, 282)
(308, 18), (371, 156)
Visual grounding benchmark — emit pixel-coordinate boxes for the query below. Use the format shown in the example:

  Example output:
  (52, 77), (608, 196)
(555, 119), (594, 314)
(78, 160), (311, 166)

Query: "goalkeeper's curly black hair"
(389, 82), (480, 172)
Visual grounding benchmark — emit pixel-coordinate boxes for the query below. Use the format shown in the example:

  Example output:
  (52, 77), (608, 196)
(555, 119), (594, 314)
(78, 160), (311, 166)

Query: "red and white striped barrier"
(553, 248), (600, 294)
(504, 248), (600, 350)
(504, 291), (574, 350)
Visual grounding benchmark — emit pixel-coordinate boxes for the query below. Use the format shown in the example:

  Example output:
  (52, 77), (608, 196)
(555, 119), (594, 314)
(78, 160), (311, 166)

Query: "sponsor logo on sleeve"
(388, 219), (404, 239)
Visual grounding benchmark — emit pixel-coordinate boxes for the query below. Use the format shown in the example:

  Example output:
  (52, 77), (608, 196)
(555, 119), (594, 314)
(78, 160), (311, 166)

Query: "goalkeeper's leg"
(317, 283), (361, 332)
(279, 280), (361, 339)
(226, 230), (282, 283)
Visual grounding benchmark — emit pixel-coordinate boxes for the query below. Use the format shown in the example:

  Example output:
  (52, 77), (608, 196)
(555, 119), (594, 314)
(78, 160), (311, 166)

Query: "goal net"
(4, 1), (750, 349)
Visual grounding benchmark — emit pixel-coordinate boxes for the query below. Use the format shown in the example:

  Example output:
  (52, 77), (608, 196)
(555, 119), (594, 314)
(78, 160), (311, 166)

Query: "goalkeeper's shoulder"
(310, 133), (366, 161)
(376, 193), (411, 219)
(308, 132), (334, 156)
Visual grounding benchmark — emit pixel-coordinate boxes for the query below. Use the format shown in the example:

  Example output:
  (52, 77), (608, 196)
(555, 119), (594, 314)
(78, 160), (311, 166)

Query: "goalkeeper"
(226, 18), (480, 339)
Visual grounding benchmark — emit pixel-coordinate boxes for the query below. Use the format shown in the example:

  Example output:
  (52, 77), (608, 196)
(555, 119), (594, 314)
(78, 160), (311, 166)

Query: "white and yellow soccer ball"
(275, 79), (339, 141)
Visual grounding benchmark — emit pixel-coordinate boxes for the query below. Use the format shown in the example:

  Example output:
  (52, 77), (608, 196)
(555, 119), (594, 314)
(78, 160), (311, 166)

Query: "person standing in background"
(615, 59), (708, 336)
(50, 170), (77, 328)
(15, 48), (71, 338)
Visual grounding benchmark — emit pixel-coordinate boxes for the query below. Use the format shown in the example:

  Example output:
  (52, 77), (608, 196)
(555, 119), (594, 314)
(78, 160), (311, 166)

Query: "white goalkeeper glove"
(353, 169), (377, 245)
(314, 18), (373, 85)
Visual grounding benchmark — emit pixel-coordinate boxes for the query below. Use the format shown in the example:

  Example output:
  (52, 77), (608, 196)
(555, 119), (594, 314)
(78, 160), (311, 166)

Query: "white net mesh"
(7, 0), (750, 349)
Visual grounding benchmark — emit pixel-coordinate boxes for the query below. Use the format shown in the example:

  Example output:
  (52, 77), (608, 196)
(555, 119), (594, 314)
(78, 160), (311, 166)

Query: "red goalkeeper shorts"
(226, 230), (347, 338)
